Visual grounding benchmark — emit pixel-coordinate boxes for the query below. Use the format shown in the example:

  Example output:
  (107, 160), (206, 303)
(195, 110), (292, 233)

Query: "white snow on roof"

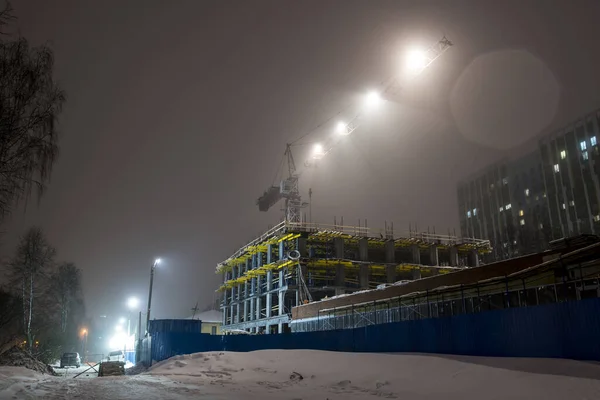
(186, 309), (222, 323)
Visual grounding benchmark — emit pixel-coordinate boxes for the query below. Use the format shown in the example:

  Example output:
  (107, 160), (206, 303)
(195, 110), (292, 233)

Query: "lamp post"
(81, 328), (88, 361)
(146, 258), (161, 335)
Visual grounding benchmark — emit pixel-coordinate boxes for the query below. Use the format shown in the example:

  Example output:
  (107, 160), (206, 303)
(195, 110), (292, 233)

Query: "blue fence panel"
(147, 298), (600, 363)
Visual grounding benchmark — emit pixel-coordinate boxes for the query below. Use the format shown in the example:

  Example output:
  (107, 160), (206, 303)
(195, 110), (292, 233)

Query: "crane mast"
(256, 35), (453, 222)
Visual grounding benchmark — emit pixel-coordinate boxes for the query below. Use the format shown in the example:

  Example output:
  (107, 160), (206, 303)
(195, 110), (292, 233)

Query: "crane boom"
(257, 35), (453, 221)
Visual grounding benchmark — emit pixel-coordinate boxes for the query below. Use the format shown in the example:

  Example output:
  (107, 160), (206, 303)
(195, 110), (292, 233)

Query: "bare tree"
(50, 262), (82, 333)
(0, 2), (65, 221)
(7, 226), (56, 352)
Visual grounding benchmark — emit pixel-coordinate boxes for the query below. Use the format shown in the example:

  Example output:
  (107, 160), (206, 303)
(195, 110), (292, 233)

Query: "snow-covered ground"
(1, 350), (600, 399)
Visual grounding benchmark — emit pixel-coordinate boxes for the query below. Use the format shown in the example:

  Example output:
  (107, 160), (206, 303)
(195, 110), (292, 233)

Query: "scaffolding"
(217, 220), (491, 333)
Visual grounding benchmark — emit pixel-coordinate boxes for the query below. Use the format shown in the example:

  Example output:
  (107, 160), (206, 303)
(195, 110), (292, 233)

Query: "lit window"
(513, 240), (517, 245)
(467, 210), (472, 218)
(502, 177), (508, 185)
(592, 136), (597, 146)
(560, 150), (566, 159)
(580, 141), (587, 151)
(539, 223), (544, 229)
(519, 210), (524, 217)
(543, 193), (547, 198)
(583, 151), (589, 160)
(499, 206), (504, 212)
(490, 183), (494, 189)
(562, 203), (566, 210)
(553, 164), (560, 173)
(569, 200), (575, 206)
(519, 219), (525, 226)
(473, 208), (477, 216)
(505, 203), (512, 210)
(525, 188), (530, 197)
(594, 215), (600, 222)
(535, 195), (539, 201)
(503, 242), (508, 248)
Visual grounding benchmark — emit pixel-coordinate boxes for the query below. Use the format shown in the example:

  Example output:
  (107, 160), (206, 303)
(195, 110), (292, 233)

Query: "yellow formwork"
(218, 258), (458, 291)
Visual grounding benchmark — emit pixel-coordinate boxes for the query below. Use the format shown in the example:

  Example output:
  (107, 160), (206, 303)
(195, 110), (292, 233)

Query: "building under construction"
(217, 220), (491, 334)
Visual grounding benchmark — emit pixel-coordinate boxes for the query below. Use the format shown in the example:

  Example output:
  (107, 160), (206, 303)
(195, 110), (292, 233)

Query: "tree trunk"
(27, 273), (33, 353)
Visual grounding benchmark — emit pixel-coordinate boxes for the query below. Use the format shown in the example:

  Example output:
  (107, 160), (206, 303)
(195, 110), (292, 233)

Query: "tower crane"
(256, 35), (453, 223)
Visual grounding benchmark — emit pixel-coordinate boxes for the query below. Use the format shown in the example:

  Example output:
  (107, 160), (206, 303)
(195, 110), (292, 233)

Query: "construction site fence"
(139, 296), (600, 364)
(291, 275), (598, 333)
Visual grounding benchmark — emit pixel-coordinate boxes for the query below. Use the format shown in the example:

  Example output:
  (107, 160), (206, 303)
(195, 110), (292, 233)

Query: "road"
(1, 367), (215, 400)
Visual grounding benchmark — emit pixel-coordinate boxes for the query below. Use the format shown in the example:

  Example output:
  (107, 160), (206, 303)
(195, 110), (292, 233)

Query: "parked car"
(60, 352), (81, 368)
(106, 350), (125, 362)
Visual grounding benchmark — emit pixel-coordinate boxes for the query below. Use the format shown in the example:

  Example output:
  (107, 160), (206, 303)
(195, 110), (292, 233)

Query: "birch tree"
(0, 1), (65, 221)
(8, 226), (55, 352)
(50, 262), (82, 333)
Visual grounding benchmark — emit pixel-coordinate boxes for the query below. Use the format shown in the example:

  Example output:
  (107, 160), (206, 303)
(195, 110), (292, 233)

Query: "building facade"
(458, 108), (600, 260)
(218, 220), (490, 334)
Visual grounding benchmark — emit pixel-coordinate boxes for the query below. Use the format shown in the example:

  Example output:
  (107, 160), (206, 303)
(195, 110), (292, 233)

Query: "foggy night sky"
(2, 0), (600, 322)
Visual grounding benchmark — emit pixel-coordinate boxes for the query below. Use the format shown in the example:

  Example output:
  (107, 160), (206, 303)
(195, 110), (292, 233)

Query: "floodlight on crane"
(256, 35), (453, 222)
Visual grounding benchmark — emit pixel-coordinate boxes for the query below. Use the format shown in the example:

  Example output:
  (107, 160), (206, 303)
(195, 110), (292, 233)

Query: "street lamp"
(146, 258), (161, 335)
(127, 297), (139, 309)
(80, 328), (88, 359)
(126, 296), (139, 338)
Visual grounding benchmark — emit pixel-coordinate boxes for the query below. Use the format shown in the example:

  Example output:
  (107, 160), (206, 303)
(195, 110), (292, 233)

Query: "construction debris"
(0, 346), (56, 375)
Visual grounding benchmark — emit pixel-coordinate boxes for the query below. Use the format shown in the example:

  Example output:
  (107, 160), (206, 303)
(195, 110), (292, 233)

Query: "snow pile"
(0, 346), (56, 375)
(146, 350), (600, 399)
(0, 366), (49, 398)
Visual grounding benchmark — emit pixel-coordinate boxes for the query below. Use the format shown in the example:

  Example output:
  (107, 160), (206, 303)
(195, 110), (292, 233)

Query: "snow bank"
(0, 366), (49, 398)
(147, 350), (600, 399)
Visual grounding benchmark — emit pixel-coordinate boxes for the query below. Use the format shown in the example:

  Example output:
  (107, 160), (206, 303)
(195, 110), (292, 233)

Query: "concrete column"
(449, 246), (459, 267)
(412, 267), (422, 280)
(385, 240), (395, 263)
(297, 237), (307, 257)
(278, 322), (283, 334)
(358, 238), (369, 289)
(249, 287), (255, 321)
(243, 259), (249, 322)
(359, 265), (370, 289)
(386, 265), (396, 284)
(230, 266), (236, 324)
(334, 237), (344, 258)
(358, 238), (369, 261)
(255, 292), (261, 320)
(469, 249), (480, 268)
(279, 241), (285, 261)
(429, 246), (439, 266)
(385, 240), (396, 283)
(266, 272), (272, 319)
(335, 265), (345, 296)
(250, 256), (256, 321)
(411, 245), (421, 265)
(267, 245), (272, 264)
(278, 270), (285, 316)
(256, 253), (263, 321)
